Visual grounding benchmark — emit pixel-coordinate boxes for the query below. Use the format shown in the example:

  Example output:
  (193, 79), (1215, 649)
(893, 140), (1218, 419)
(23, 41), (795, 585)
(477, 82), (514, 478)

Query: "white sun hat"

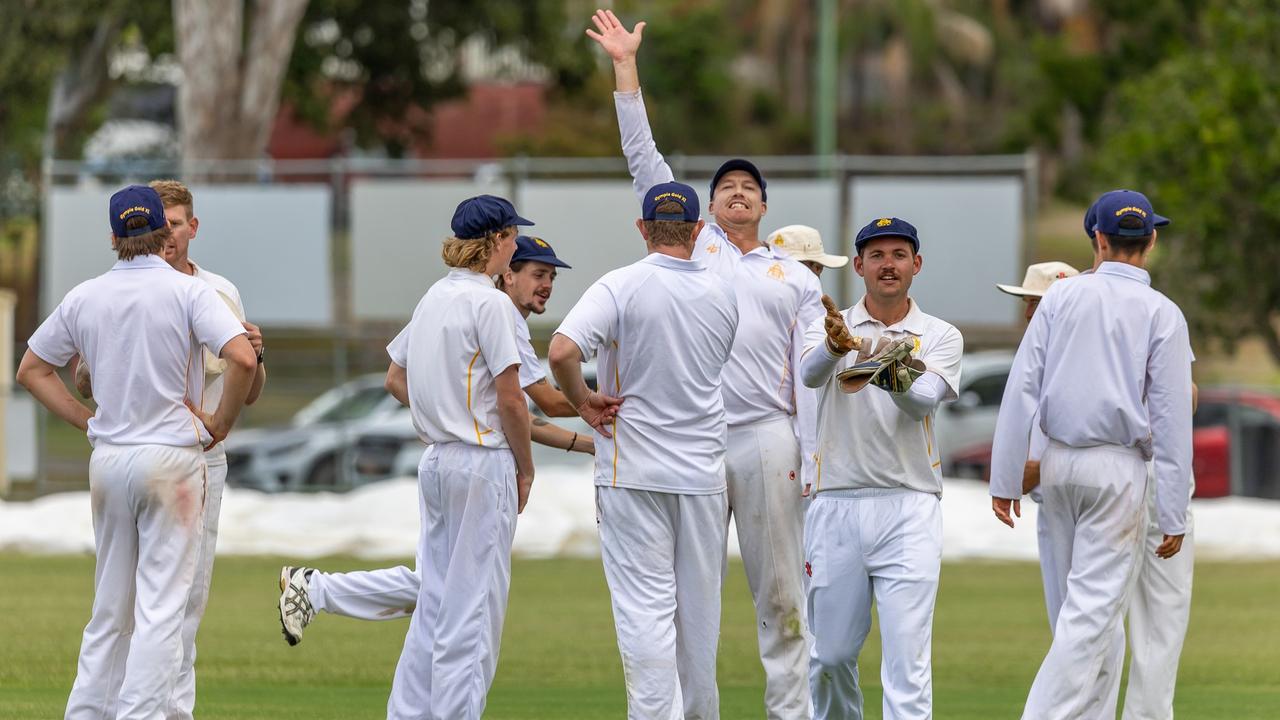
(996, 261), (1080, 297)
(766, 224), (849, 268)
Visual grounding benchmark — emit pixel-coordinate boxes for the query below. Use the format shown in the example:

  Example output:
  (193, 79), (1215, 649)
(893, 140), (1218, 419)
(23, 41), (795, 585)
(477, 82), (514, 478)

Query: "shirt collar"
(1095, 261), (1151, 286)
(643, 252), (706, 272)
(111, 254), (173, 271)
(705, 223), (771, 258)
(847, 295), (929, 335)
(448, 268), (498, 287)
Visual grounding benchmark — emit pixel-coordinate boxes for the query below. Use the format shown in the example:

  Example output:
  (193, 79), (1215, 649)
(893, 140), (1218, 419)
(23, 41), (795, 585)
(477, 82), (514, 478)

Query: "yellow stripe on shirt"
(467, 348), (485, 446)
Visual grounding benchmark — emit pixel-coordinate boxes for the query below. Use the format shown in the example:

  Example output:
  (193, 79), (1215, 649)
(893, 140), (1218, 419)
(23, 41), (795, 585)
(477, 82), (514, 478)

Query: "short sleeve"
(387, 325), (409, 368)
(514, 318), (545, 388)
(922, 325), (964, 401)
(189, 283), (246, 358)
(26, 303), (78, 366)
(556, 280), (619, 362)
(475, 293), (521, 377)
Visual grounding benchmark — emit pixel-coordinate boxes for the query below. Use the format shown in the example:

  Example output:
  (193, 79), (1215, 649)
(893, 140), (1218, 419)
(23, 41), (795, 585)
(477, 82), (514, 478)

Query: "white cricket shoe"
(278, 565), (315, 646)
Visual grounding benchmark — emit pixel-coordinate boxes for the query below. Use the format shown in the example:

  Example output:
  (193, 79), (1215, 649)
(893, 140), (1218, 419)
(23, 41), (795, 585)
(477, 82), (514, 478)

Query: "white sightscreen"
(847, 176), (1024, 326)
(351, 178), (847, 328)
(350, 179), (509, 321)
(44, 184), (333, 326)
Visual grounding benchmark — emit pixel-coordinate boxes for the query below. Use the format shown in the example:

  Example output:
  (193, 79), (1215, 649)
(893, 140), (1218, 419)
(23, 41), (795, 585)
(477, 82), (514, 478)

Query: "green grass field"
(1, 555), (1277, 719)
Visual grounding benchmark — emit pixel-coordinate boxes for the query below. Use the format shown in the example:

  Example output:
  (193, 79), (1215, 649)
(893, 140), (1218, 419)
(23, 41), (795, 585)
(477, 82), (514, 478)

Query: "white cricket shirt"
(190, 261), (247, 462)
(387, 269), (521, 448)
(556, 252), (738, 494)
(510, 301), (545, 389)
(615, 88), (824, 481)
(989, 262), (1194, 535)
(27, 254), (246, 447)
(801, 296), (963, 494)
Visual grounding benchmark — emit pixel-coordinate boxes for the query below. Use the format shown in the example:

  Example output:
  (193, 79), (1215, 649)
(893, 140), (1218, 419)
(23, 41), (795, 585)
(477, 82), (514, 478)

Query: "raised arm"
(587, 9), (675, 200)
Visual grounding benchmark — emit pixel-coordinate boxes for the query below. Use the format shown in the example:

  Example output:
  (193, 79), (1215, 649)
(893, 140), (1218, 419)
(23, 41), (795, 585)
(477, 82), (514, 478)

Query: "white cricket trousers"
(1022, 442), (1147, 720)
(310, 563), (420, 620)
(805, 488), (942, 720)
(726, 416), (813, 720)
(166, 452), (226, 720)
(597, 486), (729, 720)
(65, 443), (207, 720)
(1122, 477), (1194, 720)
(386, 442), (517, 720)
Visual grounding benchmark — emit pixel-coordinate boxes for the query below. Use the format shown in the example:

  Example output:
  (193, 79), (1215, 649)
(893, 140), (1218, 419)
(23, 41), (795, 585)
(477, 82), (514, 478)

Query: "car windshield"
(310, 385), (389, 424)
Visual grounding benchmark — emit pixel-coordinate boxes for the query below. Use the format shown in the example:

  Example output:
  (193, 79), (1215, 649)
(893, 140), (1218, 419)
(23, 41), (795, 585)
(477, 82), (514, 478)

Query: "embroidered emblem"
(876, 217), (893, 227)
(767, 262), (785, 280)
(706, 244), (719, 254)
(773, 236), (785, 245)
(533, 237), (550, 248)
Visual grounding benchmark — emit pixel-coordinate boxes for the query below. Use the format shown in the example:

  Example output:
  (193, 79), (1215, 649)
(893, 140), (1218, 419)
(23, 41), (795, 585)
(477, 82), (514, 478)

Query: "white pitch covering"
(2, 474), (1277, 561)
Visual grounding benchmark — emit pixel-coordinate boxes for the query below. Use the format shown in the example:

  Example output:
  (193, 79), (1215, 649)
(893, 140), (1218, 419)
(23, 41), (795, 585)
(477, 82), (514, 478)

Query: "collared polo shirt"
(27, 254), (246, 447)
(556, 252), (738, 495)
(801, 296), (963, 494)
(989, 262), (1194, 534)
(509, 301), (545, 389)
(388, 269), (521, 448)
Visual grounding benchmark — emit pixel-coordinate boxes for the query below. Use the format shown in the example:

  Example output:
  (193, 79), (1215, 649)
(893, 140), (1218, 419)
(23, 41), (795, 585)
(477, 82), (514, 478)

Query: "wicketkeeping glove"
(835, 337), (925, 394)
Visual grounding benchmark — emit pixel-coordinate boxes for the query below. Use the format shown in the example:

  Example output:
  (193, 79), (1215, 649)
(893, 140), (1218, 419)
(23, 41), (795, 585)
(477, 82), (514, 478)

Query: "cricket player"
(590, 13), (824, 716)
(989, 189), (1193, 720)
(799, 217), (963, 720)
(277, 235), (591, 643)
(69, 179), (267, 719)
(550, 181), (737, 719)
(768, 225), (849, 278)
(17, 184), (256, 720)
(381, 194), (537, 720)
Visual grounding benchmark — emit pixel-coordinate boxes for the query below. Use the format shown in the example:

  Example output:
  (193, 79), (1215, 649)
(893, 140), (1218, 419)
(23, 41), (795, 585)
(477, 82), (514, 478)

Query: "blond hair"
(114, 216), (172, 260)
(442, 226), (514, 272)
(642, 200), (698, 249)
(149, 179), (194, 219)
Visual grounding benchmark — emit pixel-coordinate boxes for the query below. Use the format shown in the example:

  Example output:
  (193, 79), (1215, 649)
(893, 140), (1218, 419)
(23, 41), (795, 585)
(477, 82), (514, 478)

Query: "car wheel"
(306, 454), (340, 488)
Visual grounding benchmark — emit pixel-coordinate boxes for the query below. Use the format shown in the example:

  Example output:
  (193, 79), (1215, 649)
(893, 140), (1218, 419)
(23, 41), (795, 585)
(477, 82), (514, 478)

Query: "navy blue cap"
(710, 158), (767, 202)
(642, 181), (700, 222)
(512, 235), (572, 269)
(855, 217), (920, 253)
(450, 195), (534, 239)
(109, 184), (166, 238)
(1088, 190), (1170, 238)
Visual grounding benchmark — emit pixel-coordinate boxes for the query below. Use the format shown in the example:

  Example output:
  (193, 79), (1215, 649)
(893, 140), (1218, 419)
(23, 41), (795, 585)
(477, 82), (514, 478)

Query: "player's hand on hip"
(1155, 533), (1185, 559)
(577, 391), (624, 438)
(186, 399), (227, 451)
(992, 496), (1020, 528)
(586, 9), (645, 61)
(1021, 460), (1041, 494)
(73, 359), (94, 399)
(516, 470), (534, 514)
(241, 321), (263, 354)
(821, 295), (860, 356)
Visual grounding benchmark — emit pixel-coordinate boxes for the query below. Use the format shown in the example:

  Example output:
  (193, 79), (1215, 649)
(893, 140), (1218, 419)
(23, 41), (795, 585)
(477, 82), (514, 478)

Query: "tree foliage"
(1096, 0), (1280, 363)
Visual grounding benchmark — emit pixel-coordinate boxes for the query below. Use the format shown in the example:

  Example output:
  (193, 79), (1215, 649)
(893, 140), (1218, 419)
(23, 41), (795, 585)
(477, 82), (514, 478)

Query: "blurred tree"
(1096, 0), (1280, 362)
(282, 0), (596, 157)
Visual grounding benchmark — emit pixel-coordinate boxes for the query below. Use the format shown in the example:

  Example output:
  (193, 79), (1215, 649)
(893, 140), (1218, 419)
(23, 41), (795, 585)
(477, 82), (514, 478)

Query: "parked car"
(224, 373), (403, 492)
(943, 385), (1280, 499)
(349, 361), (597, 485)
(933, 351), (1016, 475)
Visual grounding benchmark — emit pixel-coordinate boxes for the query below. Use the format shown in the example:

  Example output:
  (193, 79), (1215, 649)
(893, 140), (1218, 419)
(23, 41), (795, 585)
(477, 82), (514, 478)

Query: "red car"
(950, 387), (1280, 499)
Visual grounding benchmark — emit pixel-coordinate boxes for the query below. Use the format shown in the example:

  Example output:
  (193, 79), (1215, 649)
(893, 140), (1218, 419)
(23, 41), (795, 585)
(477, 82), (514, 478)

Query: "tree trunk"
(173, 0), (308, 173)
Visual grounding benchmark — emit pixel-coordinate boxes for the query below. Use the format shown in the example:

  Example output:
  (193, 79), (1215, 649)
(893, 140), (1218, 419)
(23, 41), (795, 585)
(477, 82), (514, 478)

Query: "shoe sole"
(278, 566), (301, 647)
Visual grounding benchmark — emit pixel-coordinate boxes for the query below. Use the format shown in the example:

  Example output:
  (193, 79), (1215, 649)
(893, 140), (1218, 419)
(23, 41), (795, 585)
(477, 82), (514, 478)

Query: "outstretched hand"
(585, 9), (645, 62)
(577, 391), (624, 438)
(821, 295), (859, 356)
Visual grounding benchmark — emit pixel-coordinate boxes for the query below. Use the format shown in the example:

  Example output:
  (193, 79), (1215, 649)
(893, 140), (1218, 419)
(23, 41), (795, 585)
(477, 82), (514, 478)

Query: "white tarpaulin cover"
(2, 475), (1275, 561)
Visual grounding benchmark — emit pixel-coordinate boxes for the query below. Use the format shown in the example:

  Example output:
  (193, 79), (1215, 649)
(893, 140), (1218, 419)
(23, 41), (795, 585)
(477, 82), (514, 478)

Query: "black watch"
(256, 346), (265, 364)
